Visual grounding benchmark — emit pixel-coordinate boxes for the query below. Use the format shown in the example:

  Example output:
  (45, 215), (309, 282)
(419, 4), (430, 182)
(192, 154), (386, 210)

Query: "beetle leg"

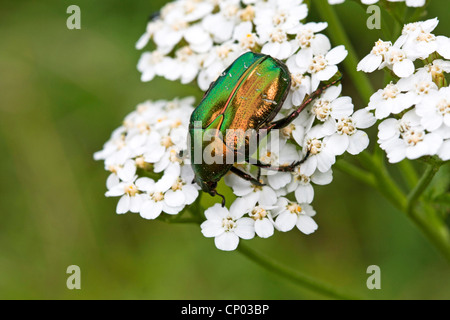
(262, 76), (342, 130)
(256, 167), (262, 181)
(248, 150), (310, 172)
(230, 166), (265, 186)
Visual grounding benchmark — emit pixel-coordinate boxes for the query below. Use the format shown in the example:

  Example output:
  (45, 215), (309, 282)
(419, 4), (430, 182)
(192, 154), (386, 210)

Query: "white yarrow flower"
(201, 203), (255, 251)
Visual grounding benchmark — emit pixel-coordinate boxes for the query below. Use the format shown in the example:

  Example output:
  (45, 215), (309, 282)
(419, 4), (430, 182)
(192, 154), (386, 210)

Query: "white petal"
(357, 54), (383, 73)
(135, 177), (156, 193)
(438, 140), (450, 161)
(235, 218), (256, 240)
(405, 142), (430, 160)
(347, 131), (369, 155)
(204, 203), (228, 221)
(268, 172), (292, 190)
(295, 184), (314, 204)
(353, 109), (377, 129)
(316, 65), (338, 81)
(118, 160), (137, 182)
(255, 219), (274, 238)
(129, 195), (143, 213)
(162, 203), (184, 215)
(326, 134), (349, 156)
(259, 186), (278, 206)
(275, 212), (297, 232)
(214, 232), (239, 251)
(330, 97), (354, 118)
(182, 185), (199, 205)
(385, 140), (407, 163)
(106, 174), (120, 190)
(393, 60), (415, 78)
(201, 220), (224, 238)
(296, 215), (318, 235)
(311, 169), (333, 185)
(105, 183), (126, 197)
(140, 201), (163, 219)
(230, 197), (253, 219)
(116, 195), (130, 214)
(316, 149), (336, 172)
(378, 118), (399, 141)
(301, 155), (317, 176)
(423, 133), (443, 154)
(164, 190), (186, 207)
(326, 45), (348, 65)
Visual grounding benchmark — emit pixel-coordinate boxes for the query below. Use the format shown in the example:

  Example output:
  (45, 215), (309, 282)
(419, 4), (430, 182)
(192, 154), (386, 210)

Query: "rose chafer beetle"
(188, 51), (341, 205)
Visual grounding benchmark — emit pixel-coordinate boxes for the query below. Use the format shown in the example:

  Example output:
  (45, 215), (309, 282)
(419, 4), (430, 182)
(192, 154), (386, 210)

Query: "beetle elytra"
(188, 51), (341, 205)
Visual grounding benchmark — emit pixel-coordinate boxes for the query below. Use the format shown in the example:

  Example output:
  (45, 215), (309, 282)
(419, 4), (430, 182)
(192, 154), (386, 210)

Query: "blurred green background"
(0, 0), (449, 299)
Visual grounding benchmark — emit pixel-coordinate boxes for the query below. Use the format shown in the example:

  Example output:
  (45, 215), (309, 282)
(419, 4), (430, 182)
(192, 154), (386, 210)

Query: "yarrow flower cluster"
(94, 97), (200, 219)
(358, 19), (450, 163)
(96, 0), (376, 252)
(328, 0), (426, 7)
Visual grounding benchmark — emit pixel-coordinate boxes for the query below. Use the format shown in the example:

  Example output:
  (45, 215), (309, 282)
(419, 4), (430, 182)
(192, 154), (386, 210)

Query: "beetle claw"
(253, 180), (266, 187)
(216, 192), (226, 207)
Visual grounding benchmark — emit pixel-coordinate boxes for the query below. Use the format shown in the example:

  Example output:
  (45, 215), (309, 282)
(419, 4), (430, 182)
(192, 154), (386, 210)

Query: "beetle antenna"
(216, 192), (226, 207)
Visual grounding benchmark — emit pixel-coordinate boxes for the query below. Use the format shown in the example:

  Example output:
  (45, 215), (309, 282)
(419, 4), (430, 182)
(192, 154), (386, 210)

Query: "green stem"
(398, 160), (419, 190)
(335, 159), (376, 187)
(359, 151), (407, 211)
(406, 163), (442, 217)
(359, 152), (450, 263)
(314, 0), (375, 103)
(409, 204), (450, 263)
(168, 205), (362, 299)
(237, 243), (361, 300)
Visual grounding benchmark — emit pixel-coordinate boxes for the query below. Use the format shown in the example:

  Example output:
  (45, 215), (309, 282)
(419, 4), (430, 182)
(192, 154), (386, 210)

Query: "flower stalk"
(237, 243), (361, 300)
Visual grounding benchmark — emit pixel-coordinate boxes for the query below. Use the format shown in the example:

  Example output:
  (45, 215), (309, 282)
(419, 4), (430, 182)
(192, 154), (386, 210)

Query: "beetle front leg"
(262, 76), (342, 131)
(249, 151), (310, 172)
(230, 166), (265, 186)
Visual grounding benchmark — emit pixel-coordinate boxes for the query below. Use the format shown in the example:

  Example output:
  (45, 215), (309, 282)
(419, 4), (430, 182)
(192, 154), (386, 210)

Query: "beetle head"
(194, 176), (226, 207)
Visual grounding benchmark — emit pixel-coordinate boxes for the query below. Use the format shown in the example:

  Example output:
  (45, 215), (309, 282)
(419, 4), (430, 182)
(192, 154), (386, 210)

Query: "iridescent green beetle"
(189, 51), (340, 205)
